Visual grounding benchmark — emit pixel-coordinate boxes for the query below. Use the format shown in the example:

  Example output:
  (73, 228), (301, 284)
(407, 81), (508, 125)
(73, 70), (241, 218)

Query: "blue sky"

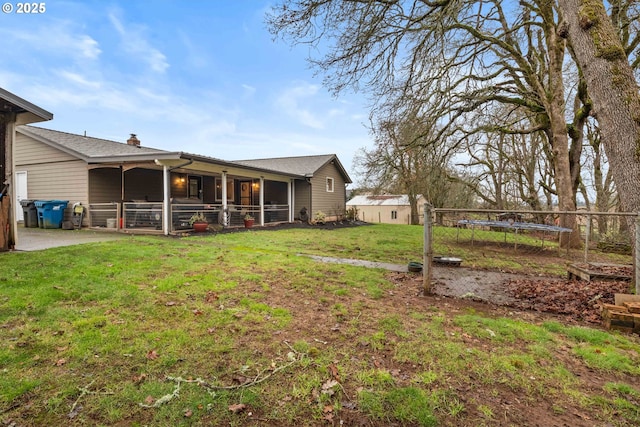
(1, 0), (371, 183)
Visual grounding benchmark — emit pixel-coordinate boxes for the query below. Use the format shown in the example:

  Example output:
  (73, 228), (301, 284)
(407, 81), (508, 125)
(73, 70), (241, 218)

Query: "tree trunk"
(558, 0), (640, 217)
(0, 118), (11, 252)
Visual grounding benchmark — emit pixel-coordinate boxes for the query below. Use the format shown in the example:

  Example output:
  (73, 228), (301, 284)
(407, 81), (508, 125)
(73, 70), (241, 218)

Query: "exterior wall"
(348, 197), (426, 225)
(89, 168), (121, 203)
(124, 168), (163, 201)
(309, 162), (346, 220)
(14, 133), (88, 221)
(294, 179), (311, 219)
(355, 204), (414, 224)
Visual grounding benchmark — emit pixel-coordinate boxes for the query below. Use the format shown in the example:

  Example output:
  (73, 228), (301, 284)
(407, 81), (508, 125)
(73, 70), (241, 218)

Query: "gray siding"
(89, 168), (122, 203)
(309, 162), (346, 220)
(294, 179), (311, 219)
(14, 133), (88, 221)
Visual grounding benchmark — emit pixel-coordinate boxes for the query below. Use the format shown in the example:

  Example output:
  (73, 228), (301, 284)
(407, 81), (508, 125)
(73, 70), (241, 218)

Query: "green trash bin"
(35, 200), (69, 229)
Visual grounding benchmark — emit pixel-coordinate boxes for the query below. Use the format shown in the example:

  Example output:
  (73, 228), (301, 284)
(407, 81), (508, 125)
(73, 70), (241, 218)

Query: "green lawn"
(1, 224), (638, 426)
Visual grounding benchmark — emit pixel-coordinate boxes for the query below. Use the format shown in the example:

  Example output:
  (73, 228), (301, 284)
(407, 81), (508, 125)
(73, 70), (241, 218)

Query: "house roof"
(16, 126), (352, 182)
(18, 125), (168, 161)
(235, 154), (352, 183)
(0, 88), (53, 124)
(347, 195), (422, 206)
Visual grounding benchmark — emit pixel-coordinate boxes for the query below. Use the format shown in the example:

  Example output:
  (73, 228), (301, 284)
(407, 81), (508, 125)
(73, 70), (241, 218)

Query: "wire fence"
(422, 206), (639, 302)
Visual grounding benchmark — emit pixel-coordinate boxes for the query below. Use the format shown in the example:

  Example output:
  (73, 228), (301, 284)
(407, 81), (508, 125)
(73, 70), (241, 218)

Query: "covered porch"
(85, 154), (303, 234)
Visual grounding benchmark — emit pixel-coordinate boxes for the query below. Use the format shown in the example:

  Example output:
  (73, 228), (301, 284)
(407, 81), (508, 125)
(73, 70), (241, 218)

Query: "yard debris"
(228, 403), (246, 413)
(504, 278), (631, 324)
(138, 342), (307, 409)
(205, 291), (219, 303)
(68, 380), (114, 418)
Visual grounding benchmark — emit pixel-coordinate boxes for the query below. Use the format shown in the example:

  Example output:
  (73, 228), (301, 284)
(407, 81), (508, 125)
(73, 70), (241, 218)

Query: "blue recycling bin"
(35, 200), (69, 229)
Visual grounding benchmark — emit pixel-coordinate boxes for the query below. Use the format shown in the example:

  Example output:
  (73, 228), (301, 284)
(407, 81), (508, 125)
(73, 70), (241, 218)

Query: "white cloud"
(242, 84), (256, 97)
(275, 82), (324, 129)
(178, 31), (209, 70)
(57, 70), (102, 89)
(0, 22), (101, 61)
(108, 12), (169, 73)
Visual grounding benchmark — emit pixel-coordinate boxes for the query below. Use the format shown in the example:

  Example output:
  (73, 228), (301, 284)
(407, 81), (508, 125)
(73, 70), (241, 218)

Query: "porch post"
(221, 171), (228, 226)
(288, 179), (293, 222)
(259, 176), (264, 226)
(162, 165), (170, 235)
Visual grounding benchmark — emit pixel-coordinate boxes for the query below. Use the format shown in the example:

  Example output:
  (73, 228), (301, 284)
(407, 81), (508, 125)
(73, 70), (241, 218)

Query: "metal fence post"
(423, 203), (433, 296)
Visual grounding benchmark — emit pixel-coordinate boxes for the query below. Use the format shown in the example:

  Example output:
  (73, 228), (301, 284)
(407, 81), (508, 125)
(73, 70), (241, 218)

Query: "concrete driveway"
(15, 227), (128, 251)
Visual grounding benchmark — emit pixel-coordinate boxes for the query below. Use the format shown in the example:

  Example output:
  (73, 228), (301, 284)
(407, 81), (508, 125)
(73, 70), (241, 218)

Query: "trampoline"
(456, 219), (573, 250)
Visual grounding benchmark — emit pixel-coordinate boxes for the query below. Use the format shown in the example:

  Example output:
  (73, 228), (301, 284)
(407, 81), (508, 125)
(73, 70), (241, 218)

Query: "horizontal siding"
(89, 168), (122, 203)
(353, 205), (413, 224)
(15, 133), (89, 223)
(294, 179), (311, 219)
(16, 162), (88, 202)
(15, 133), (77, 165)
(310, 163), (346, 219)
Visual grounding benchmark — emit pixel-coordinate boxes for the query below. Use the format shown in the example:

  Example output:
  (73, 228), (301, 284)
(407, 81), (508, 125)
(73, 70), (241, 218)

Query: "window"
(326, 177), (334, 192)
(215, 177), (235, 202)
(391, 210), (398, 220)
(188, 176), (202, 199)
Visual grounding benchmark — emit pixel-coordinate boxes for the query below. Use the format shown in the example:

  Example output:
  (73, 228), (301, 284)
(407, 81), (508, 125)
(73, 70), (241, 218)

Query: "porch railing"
(88, 203), (120, 229)
(87, 202), (291, 232)
(123, 202), (163, 231)
(171, 203), (222, 231)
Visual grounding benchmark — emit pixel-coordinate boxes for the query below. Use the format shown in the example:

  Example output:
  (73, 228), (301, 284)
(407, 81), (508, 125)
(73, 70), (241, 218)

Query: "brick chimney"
(127, 133), (140, 146)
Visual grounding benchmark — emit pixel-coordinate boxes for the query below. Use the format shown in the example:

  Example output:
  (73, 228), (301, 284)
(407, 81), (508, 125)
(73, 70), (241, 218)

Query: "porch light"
(252, 182), (259, 190)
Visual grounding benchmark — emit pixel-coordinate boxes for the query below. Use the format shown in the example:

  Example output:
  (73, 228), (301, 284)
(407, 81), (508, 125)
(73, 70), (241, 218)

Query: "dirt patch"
(247, 269), (637, 426)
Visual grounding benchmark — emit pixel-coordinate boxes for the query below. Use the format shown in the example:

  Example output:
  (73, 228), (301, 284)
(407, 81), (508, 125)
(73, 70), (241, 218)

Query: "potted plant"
(189, 212), (208, 232)
(243, 213), (255, 228)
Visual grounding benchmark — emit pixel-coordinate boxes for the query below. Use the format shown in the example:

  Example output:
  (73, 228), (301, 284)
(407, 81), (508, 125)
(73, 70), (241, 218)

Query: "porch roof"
(0, 88), (53, 125)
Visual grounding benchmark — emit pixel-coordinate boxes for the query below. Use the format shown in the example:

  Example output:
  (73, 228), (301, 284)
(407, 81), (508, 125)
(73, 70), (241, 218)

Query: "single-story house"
(347, 194), (426, 225)
(1, 88), (53, 251)
(14, 125), (351, 234)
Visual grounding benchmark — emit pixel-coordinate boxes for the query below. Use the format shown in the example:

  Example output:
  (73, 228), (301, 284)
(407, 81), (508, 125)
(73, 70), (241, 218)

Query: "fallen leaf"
(321, 379), (338, 395)
(228, 403), (246, 413)
(146, 350), (159, 360)
(323, 405), (333, 413)
(144, 395), (155, 405)
(132, 373), (147, 384)
(192, 309), (203, 316)
(205, 291), (219, 303)
(165, 301), (177, 306)
(184, 409), (193, 418)
(328, 363), (340, 381)
(55, 358), (66, 366)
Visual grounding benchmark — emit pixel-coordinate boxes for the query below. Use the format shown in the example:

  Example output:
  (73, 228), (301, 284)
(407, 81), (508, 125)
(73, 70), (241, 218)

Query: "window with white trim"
(326, 177), (334, 192)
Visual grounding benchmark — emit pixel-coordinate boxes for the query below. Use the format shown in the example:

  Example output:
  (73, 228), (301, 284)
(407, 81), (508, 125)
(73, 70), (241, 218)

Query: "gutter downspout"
(306, 176), (312, 222)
